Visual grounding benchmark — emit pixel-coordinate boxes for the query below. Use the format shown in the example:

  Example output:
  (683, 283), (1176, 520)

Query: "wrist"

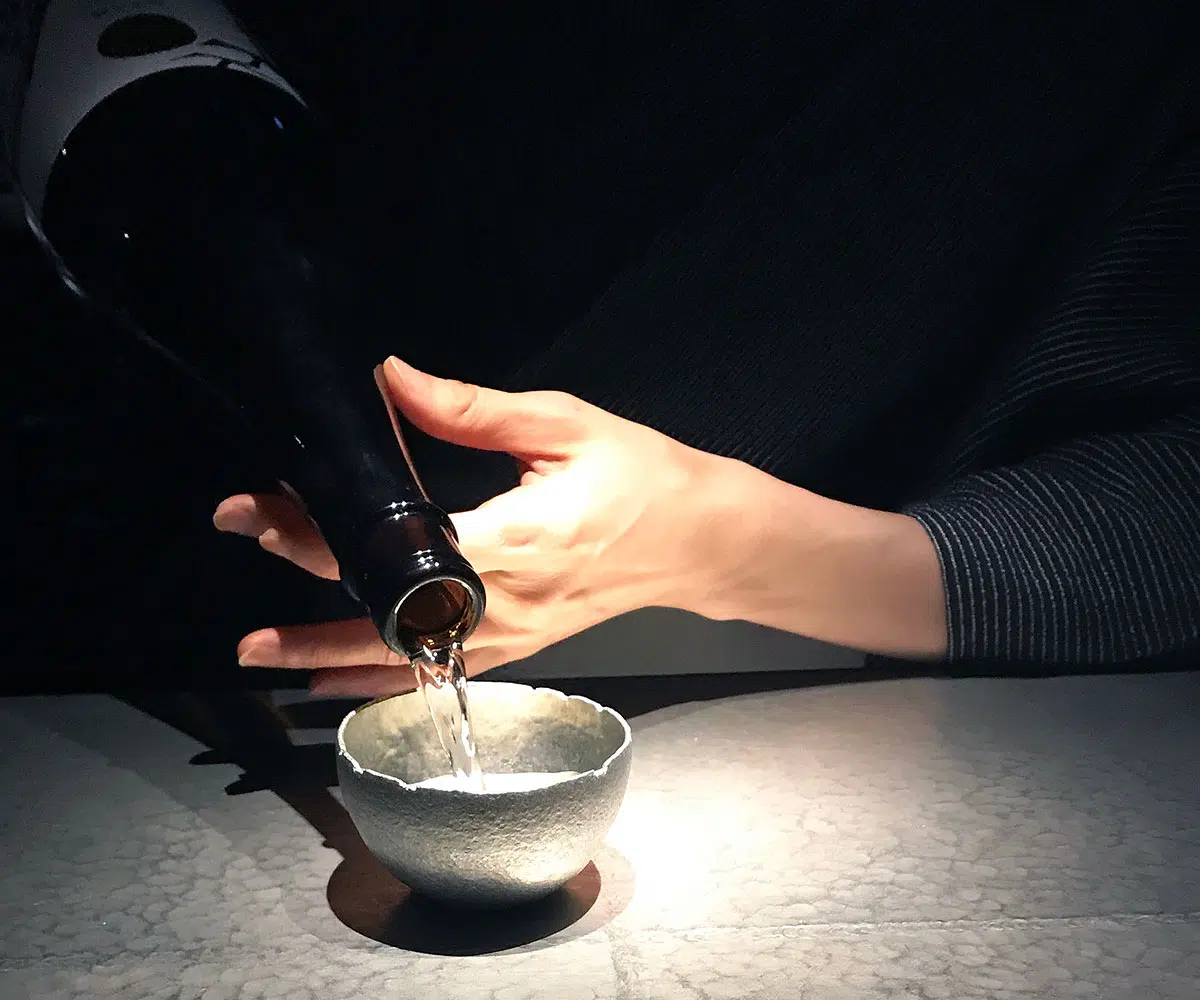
(685, 459), (948, 659)
(673, 453), (794, 621)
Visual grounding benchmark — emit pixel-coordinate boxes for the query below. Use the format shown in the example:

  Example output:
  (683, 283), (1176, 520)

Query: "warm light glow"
(602, 684), (952, 927)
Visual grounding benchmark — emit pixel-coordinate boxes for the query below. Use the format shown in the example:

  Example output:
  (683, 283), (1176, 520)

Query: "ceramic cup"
(336, 681), (633, 908)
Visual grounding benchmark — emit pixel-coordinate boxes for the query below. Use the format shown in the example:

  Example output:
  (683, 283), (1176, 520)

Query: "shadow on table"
(94, 661), (1200, 952)
(325, 843), (635, 955)
(120, 689), (636, 955)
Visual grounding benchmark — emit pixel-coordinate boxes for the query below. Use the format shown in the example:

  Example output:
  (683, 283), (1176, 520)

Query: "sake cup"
(336, 681), (633, 908)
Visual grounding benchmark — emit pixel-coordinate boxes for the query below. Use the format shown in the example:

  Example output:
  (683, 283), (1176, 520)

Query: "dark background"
(3, 4), (703, 695)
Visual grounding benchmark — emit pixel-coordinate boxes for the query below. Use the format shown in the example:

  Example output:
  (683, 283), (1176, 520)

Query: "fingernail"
(212, 506), (237, 532)
(212, 500), (257, 537)
(386, 355), (426, 381)
(237, 629), (276, 667)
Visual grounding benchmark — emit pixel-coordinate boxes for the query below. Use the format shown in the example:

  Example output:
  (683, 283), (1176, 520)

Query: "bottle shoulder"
(42, 66), (323, 237)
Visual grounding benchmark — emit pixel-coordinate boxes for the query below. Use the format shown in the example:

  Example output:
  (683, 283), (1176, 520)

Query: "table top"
(3, 670), (1200, 999)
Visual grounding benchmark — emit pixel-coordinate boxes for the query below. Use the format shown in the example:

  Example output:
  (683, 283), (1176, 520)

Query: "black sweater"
(5, 1), (1200, 669)
(493, 1), (1200, 667)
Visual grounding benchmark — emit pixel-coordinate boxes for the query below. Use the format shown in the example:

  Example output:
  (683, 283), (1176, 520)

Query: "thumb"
(381, 356), (584, 458)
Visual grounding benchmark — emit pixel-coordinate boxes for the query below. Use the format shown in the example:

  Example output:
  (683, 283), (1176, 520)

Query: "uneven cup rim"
(336, 680), (633, 793)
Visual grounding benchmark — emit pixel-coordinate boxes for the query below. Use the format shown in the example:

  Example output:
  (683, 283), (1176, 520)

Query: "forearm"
(688, 456), (948, 659)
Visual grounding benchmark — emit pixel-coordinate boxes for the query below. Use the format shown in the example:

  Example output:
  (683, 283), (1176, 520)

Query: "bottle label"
(17, 0), (304, 216)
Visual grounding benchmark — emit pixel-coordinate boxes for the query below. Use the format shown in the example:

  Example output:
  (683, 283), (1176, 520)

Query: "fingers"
(309, 665), (415, 697)
(213, 492), (281, 536)
(237, 613), (507, 667)
(237, 618), (404, 669)
(238, 611), (513, 698)
(239, 609), (507, 660)
(382, 356), (586, 459)
(307, 647), (510, 698)
(214, 493), (340, 581)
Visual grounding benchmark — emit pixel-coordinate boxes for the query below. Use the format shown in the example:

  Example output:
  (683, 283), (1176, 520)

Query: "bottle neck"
(121, 204), (488, 656)
(125, 206), (414, 534)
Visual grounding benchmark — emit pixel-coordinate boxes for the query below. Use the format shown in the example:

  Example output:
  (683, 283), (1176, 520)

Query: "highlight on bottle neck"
(343, 502), (487, 661)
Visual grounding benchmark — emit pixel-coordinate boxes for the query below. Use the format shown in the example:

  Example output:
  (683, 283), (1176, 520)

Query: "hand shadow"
(125, 688), (635, 955)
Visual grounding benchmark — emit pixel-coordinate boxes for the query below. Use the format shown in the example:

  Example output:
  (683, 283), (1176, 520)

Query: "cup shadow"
(118, 688), (636, 954)
(326, 841), (636, 955)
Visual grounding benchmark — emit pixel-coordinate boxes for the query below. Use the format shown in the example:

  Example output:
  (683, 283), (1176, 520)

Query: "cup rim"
(336, 680), (633, 793)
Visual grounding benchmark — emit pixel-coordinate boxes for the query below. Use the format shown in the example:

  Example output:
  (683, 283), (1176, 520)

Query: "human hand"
(214, 356), (749, 696)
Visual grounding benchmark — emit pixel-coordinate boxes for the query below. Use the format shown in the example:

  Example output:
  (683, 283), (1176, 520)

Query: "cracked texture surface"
(2, 672), (1199, 998)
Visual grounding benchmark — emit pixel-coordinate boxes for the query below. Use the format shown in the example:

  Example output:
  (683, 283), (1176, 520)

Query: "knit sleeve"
(906, 409), (1200, 664)
(904, 142), (1200, 666)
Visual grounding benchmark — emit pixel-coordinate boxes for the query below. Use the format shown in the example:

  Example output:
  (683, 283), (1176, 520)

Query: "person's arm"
(707, 407), (1200, 666)
(688, 460), (949, 659)
(216, 369), (1200, 691)
(219, 140), (1200, 690)
(708, 137), (1200, 667)
(907, 409), (1200, 664)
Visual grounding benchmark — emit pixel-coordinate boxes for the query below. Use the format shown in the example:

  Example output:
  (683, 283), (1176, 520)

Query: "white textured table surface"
(2, 672), (1200, 999)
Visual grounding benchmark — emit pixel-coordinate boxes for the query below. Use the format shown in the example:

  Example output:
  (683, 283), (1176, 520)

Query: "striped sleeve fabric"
(905, 141), (1200, 666)
(907, 410), (1200, 664)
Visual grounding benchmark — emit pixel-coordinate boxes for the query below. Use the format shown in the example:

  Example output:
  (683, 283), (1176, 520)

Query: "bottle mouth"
(341, 502), (488, 661)
(383, 574), (486, 658)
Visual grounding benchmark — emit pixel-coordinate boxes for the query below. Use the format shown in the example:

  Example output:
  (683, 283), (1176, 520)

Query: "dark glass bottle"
(13, 2), (485, 658)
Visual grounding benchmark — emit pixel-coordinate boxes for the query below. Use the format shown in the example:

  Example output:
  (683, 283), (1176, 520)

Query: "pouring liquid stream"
(410, 643), (485, 792)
